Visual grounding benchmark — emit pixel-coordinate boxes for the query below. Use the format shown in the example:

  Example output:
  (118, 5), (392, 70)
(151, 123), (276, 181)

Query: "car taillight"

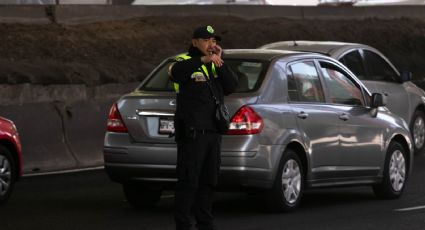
(106, 103), (128, 133)
(226, 105), (263, 135)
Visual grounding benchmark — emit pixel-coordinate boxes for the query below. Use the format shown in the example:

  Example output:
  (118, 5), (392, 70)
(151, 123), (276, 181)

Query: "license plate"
(159, 117), (175, 134)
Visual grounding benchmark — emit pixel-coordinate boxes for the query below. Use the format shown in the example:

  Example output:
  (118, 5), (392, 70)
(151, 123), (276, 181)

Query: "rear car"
(0, 116), (22, 204)
(104, 49), (413, 211)
(260, 41), (425, 154)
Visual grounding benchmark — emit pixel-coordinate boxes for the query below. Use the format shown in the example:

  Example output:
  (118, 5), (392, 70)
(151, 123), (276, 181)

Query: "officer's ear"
(192, 39), (199, 48)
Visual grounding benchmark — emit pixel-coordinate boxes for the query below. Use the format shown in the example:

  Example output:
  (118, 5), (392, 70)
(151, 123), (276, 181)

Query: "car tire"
(265, 149), (303, 212)
(123, 184), (162, 209)
(0, 145), (17, 204)
(410, 110), (425, 155)
(373, 142), (408, 199)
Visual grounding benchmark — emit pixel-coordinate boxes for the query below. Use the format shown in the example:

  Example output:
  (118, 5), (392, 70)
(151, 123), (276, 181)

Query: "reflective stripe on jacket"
(173, 54), (217, 93)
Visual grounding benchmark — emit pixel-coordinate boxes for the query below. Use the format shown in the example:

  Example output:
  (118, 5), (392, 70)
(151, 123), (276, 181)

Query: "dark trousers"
(175, 131), (221, 230)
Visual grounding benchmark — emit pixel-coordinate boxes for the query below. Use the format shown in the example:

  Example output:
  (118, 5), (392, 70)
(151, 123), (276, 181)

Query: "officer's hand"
(210, 54), (224, 67)
(201, 54), (224, 67)
(212, 45), (223, 58)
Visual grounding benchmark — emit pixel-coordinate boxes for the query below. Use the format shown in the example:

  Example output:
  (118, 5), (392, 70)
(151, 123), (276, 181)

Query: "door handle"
(297, 111), (309, 119)
(339, 113), (349, 121)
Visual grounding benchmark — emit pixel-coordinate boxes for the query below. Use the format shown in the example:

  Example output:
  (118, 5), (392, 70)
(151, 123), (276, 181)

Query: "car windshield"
(139, 59), (267, 93)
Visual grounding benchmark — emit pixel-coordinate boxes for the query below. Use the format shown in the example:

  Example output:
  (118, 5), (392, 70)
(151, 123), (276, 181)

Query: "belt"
(195, 129), (217, 134)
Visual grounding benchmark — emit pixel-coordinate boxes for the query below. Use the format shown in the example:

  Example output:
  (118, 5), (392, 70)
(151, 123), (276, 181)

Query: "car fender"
(382, 125), (414, 177)
(0, 119), (23, 178)
(269, 132), (310, 183)
(403, 81), (425, 122)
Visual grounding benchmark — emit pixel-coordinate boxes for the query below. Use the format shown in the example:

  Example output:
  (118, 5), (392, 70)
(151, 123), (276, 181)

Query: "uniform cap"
(192, 25), (221, 41)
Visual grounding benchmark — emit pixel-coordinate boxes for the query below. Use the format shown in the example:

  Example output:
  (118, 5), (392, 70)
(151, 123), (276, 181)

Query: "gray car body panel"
(104, 49), (413, 190)
(259, 40), (425, 130)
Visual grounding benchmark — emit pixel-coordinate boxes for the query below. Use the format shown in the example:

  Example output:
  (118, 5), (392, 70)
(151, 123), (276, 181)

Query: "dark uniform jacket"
(170, 46), (238, 139)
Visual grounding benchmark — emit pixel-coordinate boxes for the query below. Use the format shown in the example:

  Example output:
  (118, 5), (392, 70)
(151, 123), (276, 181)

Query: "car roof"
(259, 40), (373, 57)
(0, 116), (13, 125)
(223, 49), (305, 61)
(171, 49), (330, 62)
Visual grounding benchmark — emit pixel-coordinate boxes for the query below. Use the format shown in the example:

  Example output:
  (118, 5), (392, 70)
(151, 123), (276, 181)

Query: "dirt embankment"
(1, 16), (425, 86)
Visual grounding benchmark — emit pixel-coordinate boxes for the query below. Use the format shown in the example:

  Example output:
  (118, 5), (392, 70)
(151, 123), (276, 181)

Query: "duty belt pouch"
(186, 126), (197, 139)
(205, 74), (230, 134)
(173, 117), (185, 141)
(214, 101), (230, 134)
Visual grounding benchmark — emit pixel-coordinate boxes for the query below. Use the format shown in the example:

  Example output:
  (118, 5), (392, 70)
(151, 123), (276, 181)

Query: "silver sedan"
(260, 41), (425, 154)
(104, 49), (413, 211)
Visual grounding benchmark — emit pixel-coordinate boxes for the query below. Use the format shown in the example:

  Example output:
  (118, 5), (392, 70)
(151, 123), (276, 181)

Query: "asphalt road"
(1, 154), (425, 230)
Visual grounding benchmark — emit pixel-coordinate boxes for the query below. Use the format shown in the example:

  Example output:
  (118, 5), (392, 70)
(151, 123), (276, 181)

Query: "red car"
(0, 116), (22, 204)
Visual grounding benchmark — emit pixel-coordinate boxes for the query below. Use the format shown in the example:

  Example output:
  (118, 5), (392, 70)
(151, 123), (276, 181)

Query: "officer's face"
(192, 38), (217, 56)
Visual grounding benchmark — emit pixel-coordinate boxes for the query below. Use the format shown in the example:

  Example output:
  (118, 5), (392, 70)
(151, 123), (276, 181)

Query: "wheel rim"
(0, 155), (12, 196)
(413, 116), (425, 150)
(281, 159), (301, 204)
(389, 150), (406, 192)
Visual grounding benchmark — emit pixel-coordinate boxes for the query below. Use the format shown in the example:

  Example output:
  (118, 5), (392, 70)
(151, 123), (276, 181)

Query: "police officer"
(169, 25), (238, 230)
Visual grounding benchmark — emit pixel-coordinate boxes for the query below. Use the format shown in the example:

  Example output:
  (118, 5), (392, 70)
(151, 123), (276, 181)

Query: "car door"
(338, 49), (374, 88)
(318, 60), (384, 177)
(339, 49), (410, 123)
(361, 49), (410, 123)
(286, 60), (341, 179)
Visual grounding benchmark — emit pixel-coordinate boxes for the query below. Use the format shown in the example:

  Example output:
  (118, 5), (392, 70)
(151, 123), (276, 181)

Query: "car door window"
(363, 50), (398, 82)
(287, 61), (325, 103)
(339, 50), (367, 80)
(319, 61), (365, 106)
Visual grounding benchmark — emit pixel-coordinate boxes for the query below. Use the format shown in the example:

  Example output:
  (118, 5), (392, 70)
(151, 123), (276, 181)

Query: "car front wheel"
(373, 142), (408, 199)
(266, 149), (303, 212)
(123, 184), (162, 209)
(0, 145), (17, 204)
(411, 110), (425, 154)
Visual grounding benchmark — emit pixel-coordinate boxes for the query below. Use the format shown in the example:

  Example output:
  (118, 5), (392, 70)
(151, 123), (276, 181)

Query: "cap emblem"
(207, 26), (214, 34)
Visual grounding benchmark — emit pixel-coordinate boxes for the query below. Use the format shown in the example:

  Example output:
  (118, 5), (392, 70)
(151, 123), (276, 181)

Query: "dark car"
(0, 116), (23, 204)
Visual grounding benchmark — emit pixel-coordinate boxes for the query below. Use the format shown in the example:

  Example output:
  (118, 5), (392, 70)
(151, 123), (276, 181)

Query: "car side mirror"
(371, 93), (387, 108)
(400, 70), (412, 83)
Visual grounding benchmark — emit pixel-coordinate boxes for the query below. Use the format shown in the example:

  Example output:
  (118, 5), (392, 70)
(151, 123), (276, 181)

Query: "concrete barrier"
(302, 5), (425, 20)
(2, 5), (425, 25)
(45, 5), (425, 24)
(144, 5), (229, 17)
(0, 84), (87, 106)
(0, 5), (50, 24)
(52, 5), (425, 24)
(0, 99), (119, 174)
(362, 6), (425, 20)
(54, 5), (231, 24)
(0, 83), (137, 106)
(92, 83), (139, 100)
(61, 99), (115, 168)
(302, 6), (367, 20)
(227, 5), (303, 20)
(54, 5), (150, 24)
(0, 103), (78, 174)
(0, 83), (135, 174)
